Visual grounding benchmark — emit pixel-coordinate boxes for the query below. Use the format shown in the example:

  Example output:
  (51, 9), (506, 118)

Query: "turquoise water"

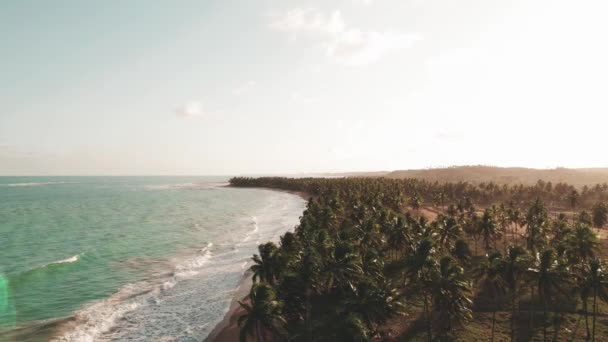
(0, 177), (305, 341)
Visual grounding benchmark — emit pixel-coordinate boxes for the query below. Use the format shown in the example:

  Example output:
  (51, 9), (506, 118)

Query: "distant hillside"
(384, 166), (608, 187)
(318, 171), (391, 178)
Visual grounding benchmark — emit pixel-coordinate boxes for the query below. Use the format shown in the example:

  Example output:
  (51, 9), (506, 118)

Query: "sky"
(1, 0), (608, 175)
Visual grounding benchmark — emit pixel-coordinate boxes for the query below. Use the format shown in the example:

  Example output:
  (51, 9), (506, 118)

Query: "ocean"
(0, 177), (306, 341)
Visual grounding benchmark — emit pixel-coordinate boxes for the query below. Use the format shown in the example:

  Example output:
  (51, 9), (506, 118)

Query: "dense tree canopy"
(230, 177), (608, 341)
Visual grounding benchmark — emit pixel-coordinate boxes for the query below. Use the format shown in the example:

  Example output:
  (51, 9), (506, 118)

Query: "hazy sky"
(1, 0), (607, 175)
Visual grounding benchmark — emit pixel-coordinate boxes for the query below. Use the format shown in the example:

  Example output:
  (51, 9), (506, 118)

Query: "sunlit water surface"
(0, 177), (305, 341)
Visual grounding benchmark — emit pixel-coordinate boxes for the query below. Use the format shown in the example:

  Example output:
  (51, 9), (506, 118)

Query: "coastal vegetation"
(230, 176), (608, 341)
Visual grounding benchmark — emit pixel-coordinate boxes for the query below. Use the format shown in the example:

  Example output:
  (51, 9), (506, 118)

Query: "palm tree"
(404, 238), (436, 342)
(550, 214), (571, 249)
(527, 249), (568, 342)
(435, 191), (446, 211)
(568, 190), (580, 223)
(356, 220), (385, 256)
(508, 207), (522, 244)
(592, 202), (608, 229)
(463, 213), (480, 255)
(475, 251), (507, 342)
(277, 232), (300, 275)
(479, 209), (499, 251)
(577, 258), (608, 341)
(503, 245), (531, 341)
(323, 241), (363, 293)
(431, 256), (473, 340)
(525, 198), (549, 255)
(498, 205), (510, 251)
(565, 223), (598, 267)
(299, 248), (322, 335)
(279, 232), (299, 255)
(238, 283), (286, 342)
(578, 210), (593, 226)
(410, 193), (422, 213)
(387, 217), (411, 260)
(338, 313), (371, 342)
(447, 203), (459, 218)
(436, 215), (461, 252)
(344, 277), (402, 334)
(451, 239), (472, 266)
(251, 242), (280, 285)
(591, 260), (608, 341)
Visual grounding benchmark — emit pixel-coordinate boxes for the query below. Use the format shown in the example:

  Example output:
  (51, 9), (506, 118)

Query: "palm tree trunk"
(424, 291), (431, 342)
(543, 295), (548, 342)
(570, 306), (583, 342)
(491, 308), (496, 342)
(530, 286), (535, 329)
(511, 291), (516, 342)
(256, 324), (263, 342)
(553, 296), (561, 342)
(584, 299), (590, 340)
(445, 316), (451, 341)
(592, 289), (597, 342)
(306, 289), (311, 340)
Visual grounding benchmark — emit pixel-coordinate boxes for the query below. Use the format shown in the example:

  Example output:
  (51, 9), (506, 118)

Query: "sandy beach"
(206, 188), (309, 342)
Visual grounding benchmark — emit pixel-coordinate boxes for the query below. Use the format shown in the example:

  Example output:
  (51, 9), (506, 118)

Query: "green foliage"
(524, 198), (549, 254)
(251, 242), (280, 285)
(592, 202), (608, 228)
(431, 256), (472, 339)
(229, 176), (607, 341)
(238, 283), (286, 342)
(451, 239), (471, 266)
(576, 258), (608, 340)
(478, 209), (499, 251)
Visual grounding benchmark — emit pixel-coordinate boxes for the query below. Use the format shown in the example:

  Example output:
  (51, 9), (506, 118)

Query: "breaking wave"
(2, 181), (74, 187)
(241, 216), (259, 243)
(46, 255), (80, 267)
(51, 244), (214, 342)
(144, 182), (228, 191)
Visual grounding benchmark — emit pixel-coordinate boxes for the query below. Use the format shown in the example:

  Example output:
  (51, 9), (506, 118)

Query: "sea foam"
(50, 255), (80, 265)
(144, 183), (225, 191)
(3, 181), (73, 187)
(52, 243), (215, 342)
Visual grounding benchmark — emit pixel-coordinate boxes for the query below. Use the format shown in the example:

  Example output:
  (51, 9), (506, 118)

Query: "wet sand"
(207, 186), (310, 341)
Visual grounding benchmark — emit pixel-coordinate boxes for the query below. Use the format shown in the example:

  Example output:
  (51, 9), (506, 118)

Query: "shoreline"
(204, 270), (253, 342)
(206, 186), (309, 342)
(222, 183), (310, 202)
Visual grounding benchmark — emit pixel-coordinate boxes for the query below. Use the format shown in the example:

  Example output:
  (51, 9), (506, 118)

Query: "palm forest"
(229, 177), (608, 341)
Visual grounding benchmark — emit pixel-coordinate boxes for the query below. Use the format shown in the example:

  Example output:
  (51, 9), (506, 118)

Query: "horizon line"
(3, 165), (608, 178)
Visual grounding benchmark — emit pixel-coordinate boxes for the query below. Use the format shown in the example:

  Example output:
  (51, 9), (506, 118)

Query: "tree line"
(230, 177), (608, 213)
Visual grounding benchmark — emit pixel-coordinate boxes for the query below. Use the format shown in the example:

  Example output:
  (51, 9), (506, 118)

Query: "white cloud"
(175, 101), (204, 118)
(327, 30), (422, 66)
(270, 8), (344, 36)
(233, 80), (257, 96)
(269, 7), (420, 66)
